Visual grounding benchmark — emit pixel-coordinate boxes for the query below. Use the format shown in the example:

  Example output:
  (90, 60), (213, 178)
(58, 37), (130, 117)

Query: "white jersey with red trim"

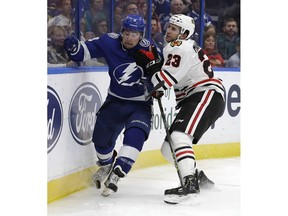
(151, 39), (225, 105)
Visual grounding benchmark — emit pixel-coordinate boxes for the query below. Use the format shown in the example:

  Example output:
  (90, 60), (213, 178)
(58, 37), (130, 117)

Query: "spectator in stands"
(217, 18), (240, 61)
(140, 1), (162, 32)
(47, 26), (76, 67)
(220, 1), (240, 35)
(140, 1), (158, 22)
(80, 16), (100, 41)
(154, 0), (170, 29)
(47, 0), (73, 35)
(137, 0), (146, 7)
(162, 0), (186, 34)
(80, 17), (88, 41)
(48, 0), (59, 20)
(182, 0), (192, 15)
(80, 16), (102, 42)
(84, 0), (107, 33)
(114, 0), (134, 8)
(226, 41), (240, 68)
(115, 2), (139, 34)
(203, 32), (225, 68)
(93, 18), (108, 37)
(91, 17), (109, 65)
(138, 0), (147, 18)
(127, 0), (138, 3)
(151, 15), (166, 51)
(48, 24), (104, 67)
(188, 0), (213, 44)
(114, 5), (124, 33)
(84, 31), (96, 40)
(204, 24), (216, 35)
(124, 2), (139, 16)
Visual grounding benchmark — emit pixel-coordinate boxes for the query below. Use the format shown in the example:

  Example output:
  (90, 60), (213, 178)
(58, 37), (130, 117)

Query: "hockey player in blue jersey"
(64, 14), (162, 196)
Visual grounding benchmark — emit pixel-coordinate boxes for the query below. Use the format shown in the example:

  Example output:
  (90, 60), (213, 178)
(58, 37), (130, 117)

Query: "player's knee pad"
(161, 131), (193, 163)
(170, 131), (193, 146)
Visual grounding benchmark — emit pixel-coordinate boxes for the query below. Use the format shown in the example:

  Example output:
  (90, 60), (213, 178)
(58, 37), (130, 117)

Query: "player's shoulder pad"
(139, 38), (151, 47)
(107, 32), (120, 39)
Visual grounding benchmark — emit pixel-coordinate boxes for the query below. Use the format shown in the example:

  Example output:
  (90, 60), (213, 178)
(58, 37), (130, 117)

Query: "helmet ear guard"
(169, 14), (195, 39)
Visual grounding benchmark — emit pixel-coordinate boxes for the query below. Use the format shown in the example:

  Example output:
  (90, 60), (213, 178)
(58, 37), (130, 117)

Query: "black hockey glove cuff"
(133, 45), (163, 75)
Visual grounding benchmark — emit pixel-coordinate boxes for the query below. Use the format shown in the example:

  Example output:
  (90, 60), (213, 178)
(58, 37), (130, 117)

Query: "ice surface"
(48, 157), (240, 216)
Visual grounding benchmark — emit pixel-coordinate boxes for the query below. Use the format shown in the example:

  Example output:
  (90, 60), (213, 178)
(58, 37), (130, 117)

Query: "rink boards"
(47, 67), (240, 202)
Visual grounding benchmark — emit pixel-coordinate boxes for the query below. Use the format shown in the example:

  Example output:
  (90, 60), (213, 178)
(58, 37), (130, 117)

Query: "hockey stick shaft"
(145, 80), (164, 100)
(157, 97), (184, 188)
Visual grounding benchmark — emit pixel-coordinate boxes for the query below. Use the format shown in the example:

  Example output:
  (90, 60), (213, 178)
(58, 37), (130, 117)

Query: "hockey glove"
(64, 33), (80, 55)
(152, 91), (164, 99)
(133, 45), (163, 75)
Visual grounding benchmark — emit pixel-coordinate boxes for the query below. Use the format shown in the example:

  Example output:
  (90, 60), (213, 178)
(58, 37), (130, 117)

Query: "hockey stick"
(145, 80), (164, 100)
(157, 97), (185, 188)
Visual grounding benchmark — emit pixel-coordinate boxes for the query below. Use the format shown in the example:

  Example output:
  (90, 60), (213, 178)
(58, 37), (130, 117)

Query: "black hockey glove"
(133, 45), (163, 75)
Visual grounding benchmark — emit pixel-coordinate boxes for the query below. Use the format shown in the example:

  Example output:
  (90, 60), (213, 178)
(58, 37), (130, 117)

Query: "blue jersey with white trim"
(80, 33), (155, 102)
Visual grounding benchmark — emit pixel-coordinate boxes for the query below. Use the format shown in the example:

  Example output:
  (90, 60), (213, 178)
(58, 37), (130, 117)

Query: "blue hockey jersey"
(75, 33), (157, 102)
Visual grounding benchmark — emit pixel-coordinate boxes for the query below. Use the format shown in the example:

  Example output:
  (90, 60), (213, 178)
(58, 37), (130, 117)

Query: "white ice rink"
(48, 157), (240, 216)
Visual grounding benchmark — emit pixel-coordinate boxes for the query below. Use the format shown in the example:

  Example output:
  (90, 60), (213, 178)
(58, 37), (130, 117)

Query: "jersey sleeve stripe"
(159, 70), (173, 87)
(155, 74), (168, 90)
(192, 78), (223, 88)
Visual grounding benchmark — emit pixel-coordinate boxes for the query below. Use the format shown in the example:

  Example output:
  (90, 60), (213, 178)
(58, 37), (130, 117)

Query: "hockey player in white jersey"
(134, 14), (225, 204)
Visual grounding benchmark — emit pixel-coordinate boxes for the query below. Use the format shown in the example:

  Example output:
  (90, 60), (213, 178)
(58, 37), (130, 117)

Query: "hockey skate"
(198, 169), (215, 190)
(92, 150), (117, 189)
(164, 171), (200, 205)
(101, 167), (124, 197)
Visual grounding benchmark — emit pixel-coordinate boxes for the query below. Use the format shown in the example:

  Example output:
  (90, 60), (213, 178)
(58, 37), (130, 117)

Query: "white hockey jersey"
(151, 39), (225, 105)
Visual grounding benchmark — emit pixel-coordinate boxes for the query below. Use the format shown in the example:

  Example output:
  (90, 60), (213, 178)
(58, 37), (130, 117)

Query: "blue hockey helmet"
(121, 14), (145, 34)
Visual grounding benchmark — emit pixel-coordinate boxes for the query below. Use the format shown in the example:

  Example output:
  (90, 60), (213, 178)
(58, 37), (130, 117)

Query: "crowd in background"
(47, 0), (240, 68)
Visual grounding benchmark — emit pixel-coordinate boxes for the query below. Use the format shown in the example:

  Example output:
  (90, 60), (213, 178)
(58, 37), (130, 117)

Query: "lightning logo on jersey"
(113, 63), (144, 86)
